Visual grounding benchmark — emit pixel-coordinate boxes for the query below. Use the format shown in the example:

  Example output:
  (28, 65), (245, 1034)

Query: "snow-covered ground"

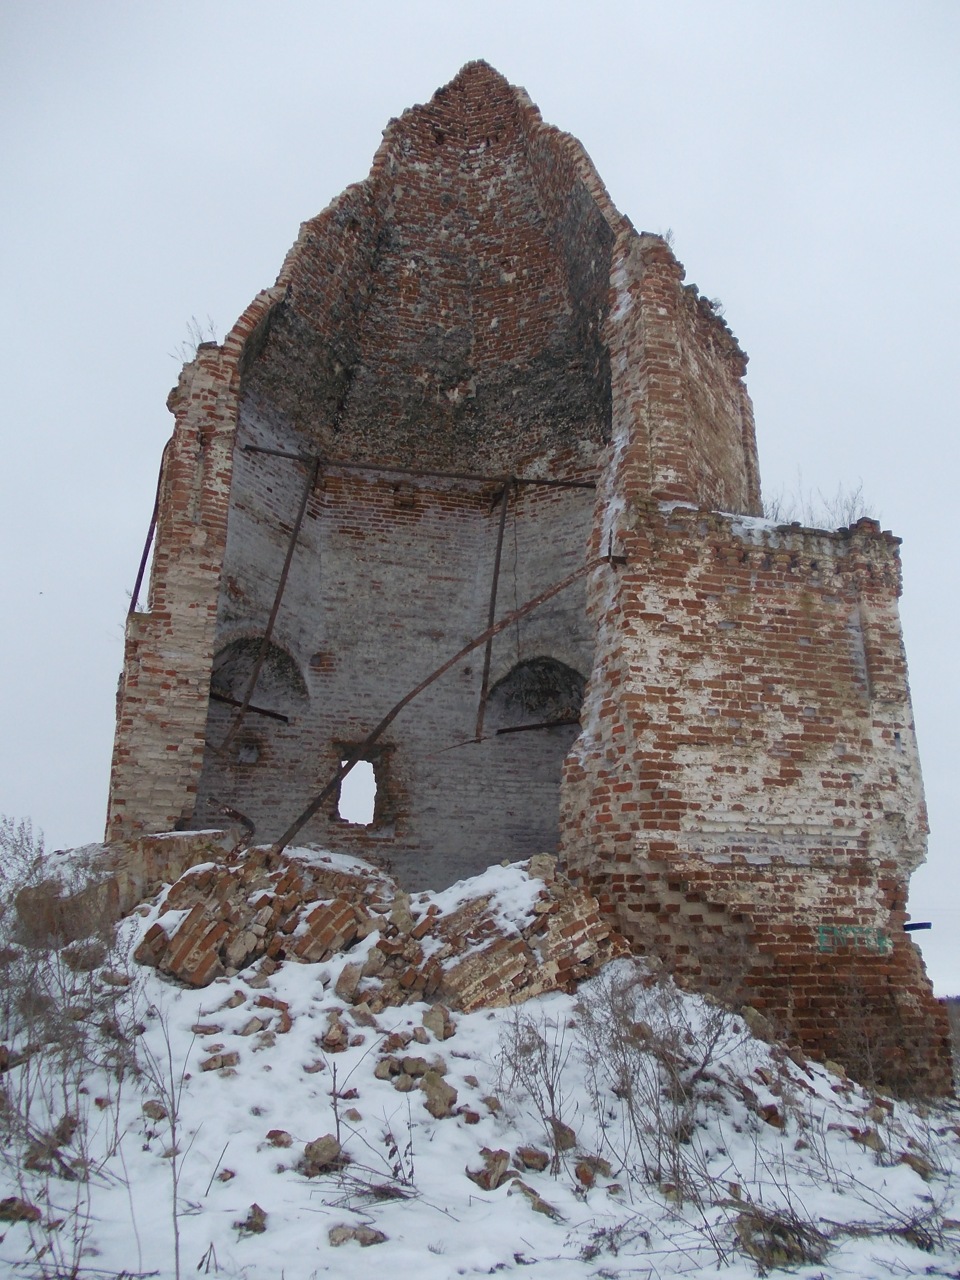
(3, 854), (960, 1279)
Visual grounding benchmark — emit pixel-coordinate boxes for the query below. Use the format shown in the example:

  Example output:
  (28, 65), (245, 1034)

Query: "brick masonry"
(107, 62), (949, 1091)
(561, 502), (950, 1090)
(132, 845), (627, 1011)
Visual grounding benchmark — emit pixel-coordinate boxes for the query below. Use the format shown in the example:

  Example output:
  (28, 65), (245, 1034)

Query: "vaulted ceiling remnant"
(252, 65), (615, 474)
(107, 63), (950, 1092)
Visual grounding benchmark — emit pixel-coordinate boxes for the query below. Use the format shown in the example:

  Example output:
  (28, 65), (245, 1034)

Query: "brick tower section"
(108, 62), (948, 1092)
(561, 219), (949, 1092)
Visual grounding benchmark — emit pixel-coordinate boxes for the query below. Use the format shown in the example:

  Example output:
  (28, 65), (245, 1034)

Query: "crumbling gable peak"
(246, 63), (620, 473)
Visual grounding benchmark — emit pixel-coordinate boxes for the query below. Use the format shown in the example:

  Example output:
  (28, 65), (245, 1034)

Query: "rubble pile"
(133, 843), (628, 1013)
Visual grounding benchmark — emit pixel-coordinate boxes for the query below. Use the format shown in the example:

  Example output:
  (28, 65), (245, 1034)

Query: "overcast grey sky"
(2, 1), (958, 984)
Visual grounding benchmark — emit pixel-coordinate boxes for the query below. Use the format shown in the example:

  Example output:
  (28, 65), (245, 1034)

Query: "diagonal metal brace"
(475, 478), (513, 741)
(219, 454), (322, 752)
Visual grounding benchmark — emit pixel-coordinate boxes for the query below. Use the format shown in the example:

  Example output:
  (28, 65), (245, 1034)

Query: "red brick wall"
(107, 287), (284, 838)
(561, 504), (950, 1091)
(603, 232), (761, 519)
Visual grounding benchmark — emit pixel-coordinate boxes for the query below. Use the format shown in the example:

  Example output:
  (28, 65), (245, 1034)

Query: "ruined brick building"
(107, 62), (950, 1089)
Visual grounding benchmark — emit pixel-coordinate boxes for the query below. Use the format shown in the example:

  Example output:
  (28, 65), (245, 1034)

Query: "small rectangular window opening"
(337, 758), (377, 826)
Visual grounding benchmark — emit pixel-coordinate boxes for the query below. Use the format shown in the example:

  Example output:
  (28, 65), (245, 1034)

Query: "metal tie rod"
(241, 444), (595, 490)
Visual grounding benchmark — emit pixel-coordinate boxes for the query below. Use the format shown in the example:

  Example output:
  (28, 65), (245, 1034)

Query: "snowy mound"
(2, 852), (960, 1278)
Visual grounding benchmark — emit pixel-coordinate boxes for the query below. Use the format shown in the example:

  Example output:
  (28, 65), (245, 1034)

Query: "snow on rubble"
(131, 845), (627, 1008)
(2, 844), (960, 1279)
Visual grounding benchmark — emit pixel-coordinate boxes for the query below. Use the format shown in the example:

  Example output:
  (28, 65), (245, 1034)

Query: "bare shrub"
(576, 960), (746, 1199)
(138, 1007), (196, 1280)
(821, 970), (947, 1101)
(316, 1043), (418, 1197)
(763, 473), (874, 529)
(734, 1203), (829, 1271)
(168, 314), (219, 364)
(497, 1011), (574, 1175)
(0, 817), (143, 1277)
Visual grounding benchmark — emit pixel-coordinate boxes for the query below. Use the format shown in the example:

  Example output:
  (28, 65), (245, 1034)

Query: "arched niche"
(209, 637), (309, 722)
(486, 656), (585, 734)
(192, 637), (310, 832)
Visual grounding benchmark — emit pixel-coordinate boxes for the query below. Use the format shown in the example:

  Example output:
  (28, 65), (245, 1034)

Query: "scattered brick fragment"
(421, 1070), (458, 1118)
(516, 1145), (549, 1172)
(0, 1197), (42, 1224)
(301, 1134), (342, 1176)
(329, 1224), (387, 1247)
(466, 1147), (512, 1190)
(510, 1178), (564, 1220)
(234, 1203), (267, 1235)
(422, 1004), (455, 1040)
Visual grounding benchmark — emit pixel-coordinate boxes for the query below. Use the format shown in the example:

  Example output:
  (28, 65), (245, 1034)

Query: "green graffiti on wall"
(817, 924), (891, 954)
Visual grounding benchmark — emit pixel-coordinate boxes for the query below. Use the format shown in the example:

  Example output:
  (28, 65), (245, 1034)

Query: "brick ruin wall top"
(106, 62), (949, 1091)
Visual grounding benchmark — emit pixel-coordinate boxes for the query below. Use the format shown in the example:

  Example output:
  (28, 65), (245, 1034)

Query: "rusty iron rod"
(128, 441), (171, 615)
(241, 443), (595, 490)
(495, 718), (581, 735)
(474, 479), (512, 741)
(209, 691), (289, 723)
(271, 556), (601, 853)
(219, 455), (321, 752)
